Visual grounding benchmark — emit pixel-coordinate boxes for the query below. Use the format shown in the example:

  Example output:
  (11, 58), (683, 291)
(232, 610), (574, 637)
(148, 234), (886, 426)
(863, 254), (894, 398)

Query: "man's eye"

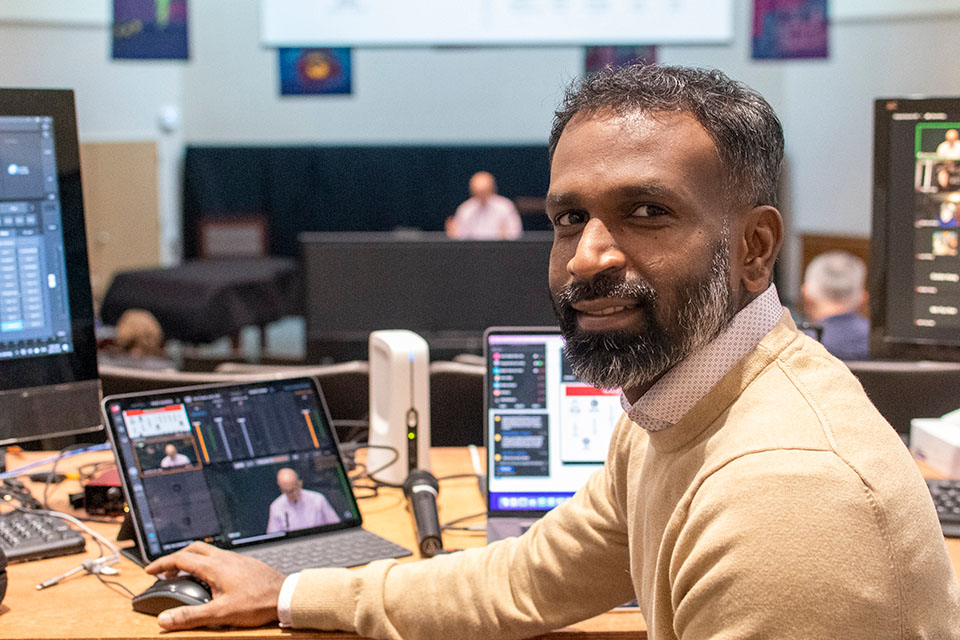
(554, 211), (587, 226)
(633, 204), (669, 218)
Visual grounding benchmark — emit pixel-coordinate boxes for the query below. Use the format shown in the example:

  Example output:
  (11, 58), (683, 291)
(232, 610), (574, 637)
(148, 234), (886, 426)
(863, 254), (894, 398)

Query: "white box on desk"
(910, 409), (960, 478)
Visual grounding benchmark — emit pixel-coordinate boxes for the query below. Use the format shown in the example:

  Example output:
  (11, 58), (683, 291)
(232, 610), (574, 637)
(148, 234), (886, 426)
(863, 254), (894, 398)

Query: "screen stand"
(117, 513), (147, 567)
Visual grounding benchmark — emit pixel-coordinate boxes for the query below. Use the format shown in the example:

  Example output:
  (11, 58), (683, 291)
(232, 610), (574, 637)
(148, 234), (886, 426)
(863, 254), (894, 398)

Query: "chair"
(429, 360), (484, 446)
(846, 360), (960, 442)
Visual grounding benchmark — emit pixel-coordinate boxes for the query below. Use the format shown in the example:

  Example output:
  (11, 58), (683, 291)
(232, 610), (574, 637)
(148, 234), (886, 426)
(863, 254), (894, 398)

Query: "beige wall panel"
(79, 141), (161, 307)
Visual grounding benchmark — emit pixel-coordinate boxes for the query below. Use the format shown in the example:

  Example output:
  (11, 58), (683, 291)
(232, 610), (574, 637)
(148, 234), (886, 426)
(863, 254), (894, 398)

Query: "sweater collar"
(644, 309), (802, 453)
(620, 285), (784, 432)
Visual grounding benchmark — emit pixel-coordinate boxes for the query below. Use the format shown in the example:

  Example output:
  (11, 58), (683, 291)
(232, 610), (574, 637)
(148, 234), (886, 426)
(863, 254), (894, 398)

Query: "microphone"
(402, 469), (442, 557)
(285, 512), (290, 532)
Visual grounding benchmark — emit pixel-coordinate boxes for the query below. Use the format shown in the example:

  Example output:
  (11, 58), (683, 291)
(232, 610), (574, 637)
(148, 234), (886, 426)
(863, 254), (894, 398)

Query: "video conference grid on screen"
(487, 333), (620, 512)
(879, 102), (960, 345)
(913, 121), (960, 328)
(107, 380), (358, 558)
(0, 115), (76, 359)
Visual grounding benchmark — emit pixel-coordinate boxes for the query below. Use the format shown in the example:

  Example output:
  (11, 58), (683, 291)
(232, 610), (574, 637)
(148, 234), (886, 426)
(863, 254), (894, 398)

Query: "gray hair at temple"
(548, 64), (785, 208)
(803, 251), (867, 308)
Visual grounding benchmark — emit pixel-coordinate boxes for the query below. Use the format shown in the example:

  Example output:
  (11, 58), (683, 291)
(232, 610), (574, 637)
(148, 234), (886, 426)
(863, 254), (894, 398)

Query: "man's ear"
(738, 205), (783, 293)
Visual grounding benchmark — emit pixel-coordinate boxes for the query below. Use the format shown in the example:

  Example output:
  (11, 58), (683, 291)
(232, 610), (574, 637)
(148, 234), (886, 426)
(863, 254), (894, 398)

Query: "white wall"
(3, 1), (960, 297)
(182, 0), (581, 144)
(0, 20), (184, 263)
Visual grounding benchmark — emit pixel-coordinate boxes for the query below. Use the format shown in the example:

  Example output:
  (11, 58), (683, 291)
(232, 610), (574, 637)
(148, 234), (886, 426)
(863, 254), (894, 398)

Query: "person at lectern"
(445, 171), (523, 240)
(160, 444), (191, 469)
(146, 64), (960, 638)
(266, 468), (339, 533)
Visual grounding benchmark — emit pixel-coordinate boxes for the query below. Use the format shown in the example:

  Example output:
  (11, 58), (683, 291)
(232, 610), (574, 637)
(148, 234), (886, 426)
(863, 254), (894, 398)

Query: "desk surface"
(1, 449), (957, 640)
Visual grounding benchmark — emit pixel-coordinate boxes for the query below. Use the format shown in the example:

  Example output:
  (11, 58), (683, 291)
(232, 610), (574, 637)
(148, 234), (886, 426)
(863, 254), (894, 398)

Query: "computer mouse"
(131, 574), (212, 616)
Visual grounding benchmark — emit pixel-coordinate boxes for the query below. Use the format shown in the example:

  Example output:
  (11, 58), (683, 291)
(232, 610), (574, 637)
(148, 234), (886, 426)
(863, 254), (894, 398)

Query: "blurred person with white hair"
(802, 251), (869, 360)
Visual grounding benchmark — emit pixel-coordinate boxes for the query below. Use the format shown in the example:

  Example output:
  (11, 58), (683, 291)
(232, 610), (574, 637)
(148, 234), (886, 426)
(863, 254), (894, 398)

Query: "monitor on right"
(871, 97), (960, 361)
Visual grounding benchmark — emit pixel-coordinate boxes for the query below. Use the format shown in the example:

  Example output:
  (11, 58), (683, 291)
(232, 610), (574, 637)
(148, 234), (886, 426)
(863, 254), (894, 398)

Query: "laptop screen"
(104, 377), (361, 562)
(485, 328), (621, 516)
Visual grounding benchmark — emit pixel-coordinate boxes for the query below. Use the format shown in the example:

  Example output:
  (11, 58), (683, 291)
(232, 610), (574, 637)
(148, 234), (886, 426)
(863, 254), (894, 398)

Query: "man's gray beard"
(558, 235), (735, 392)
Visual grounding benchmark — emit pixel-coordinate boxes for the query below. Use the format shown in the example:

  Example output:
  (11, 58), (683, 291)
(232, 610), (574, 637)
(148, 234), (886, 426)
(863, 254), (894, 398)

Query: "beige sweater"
(291, 314), (960, 639)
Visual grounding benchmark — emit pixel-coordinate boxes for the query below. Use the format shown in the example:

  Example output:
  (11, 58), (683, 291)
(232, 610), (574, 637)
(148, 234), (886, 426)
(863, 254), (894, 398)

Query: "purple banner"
(113, 0), (189, 60)
(278, 48), (352, 96)
(585, 46), (657, 75)
(753, 0), (828, 60)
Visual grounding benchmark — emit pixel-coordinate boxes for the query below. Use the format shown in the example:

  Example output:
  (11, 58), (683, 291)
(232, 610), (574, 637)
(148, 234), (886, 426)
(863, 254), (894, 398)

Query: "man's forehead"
(559, 108), (712, 150)
(551, 110), (722, 185)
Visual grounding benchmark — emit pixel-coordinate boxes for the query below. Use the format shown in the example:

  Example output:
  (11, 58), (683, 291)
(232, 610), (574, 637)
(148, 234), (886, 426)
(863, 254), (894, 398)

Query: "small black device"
(927, 478), (960, 538)
(402, 469), (442, 557)
(132, 574), (213, 616)
(0, 547), (7, 607)
(83, 468), (125, 516)
(0, 510), (85, 562)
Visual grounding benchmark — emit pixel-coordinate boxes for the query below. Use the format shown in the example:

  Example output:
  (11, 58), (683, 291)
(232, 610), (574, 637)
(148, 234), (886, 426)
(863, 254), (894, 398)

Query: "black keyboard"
(927, 478), (960, 538)
(241, 528), (411, 574)
(0, 510), (86, 563)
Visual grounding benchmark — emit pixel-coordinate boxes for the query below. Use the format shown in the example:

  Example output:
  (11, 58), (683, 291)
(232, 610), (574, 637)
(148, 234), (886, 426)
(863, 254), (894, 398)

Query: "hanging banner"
(278, 48), (352, 96)
(753, 0), (828, 60)
(113, 0), (189, 60)
(585, 46), (657, 75)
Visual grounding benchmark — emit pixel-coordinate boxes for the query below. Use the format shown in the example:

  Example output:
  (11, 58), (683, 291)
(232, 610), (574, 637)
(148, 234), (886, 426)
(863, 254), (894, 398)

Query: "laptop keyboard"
(928, 478), (960, 538)
(242, 528), (411, 574)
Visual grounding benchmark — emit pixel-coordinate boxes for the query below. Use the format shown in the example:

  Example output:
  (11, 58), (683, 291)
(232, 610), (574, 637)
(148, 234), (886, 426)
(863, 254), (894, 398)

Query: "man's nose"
(567, 218), (626, 281)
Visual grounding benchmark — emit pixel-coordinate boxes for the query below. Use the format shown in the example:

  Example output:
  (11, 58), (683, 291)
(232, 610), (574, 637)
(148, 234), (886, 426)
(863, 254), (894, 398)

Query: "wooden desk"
(0, 449), (640, 639)
(1, 450), (958, 640)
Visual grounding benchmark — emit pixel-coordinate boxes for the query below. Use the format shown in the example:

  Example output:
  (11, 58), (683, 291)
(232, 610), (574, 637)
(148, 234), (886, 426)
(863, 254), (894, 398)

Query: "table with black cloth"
(99, 258), (299, 344)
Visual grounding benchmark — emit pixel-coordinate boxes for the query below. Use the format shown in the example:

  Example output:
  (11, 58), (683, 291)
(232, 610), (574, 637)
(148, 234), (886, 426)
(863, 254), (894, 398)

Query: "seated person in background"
(802, 250), (870, 361)
(114, 308), (165, 357)
(266, 468), (339, 533)
(145, 64), (960, 639)
(445, 171), (522, 240)
(160, 444), (190, 468)
(98, 308), (173, 370)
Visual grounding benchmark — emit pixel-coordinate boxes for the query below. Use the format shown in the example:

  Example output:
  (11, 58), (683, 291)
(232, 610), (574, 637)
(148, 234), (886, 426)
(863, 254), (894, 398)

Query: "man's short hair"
(548, 64), (785, 208)
(804, 251), (867, 307)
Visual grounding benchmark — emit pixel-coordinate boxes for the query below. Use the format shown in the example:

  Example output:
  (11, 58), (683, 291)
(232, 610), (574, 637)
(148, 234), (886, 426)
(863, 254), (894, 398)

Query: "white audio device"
(367, 330), (431, 485)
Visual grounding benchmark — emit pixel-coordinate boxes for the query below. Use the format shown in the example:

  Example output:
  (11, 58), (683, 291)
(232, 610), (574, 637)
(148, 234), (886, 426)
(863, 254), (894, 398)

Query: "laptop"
(103, 376), (411, 572)
(484, 328), (622, 543)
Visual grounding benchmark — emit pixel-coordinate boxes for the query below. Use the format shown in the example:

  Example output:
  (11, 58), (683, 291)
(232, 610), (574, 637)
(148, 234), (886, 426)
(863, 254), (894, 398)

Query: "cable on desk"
(0, 443), (111, 481)
(441, 511), (486, 533)
(435, 473), (481, 482)
(42, 443), (90, 511)
(15, 505), (123, 590)
(349, 444), (401, 498)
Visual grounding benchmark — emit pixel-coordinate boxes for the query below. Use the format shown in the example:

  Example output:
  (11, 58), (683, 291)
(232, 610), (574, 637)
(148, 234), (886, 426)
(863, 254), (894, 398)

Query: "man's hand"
(144, 541), (286, 630)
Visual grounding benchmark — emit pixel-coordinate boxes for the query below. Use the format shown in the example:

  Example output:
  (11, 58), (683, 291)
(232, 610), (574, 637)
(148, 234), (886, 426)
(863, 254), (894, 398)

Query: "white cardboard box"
(910, 409), (960, 478)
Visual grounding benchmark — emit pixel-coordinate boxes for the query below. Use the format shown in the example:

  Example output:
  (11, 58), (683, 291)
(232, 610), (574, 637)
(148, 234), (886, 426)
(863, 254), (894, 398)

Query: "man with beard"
(144, 65), (960, 638)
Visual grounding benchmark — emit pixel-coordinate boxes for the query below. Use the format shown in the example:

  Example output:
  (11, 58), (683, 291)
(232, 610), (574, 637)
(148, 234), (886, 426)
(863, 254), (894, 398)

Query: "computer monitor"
(871, 97), (960, 361)
(299, 231), (557, 360)
(0, 89), (101, 448)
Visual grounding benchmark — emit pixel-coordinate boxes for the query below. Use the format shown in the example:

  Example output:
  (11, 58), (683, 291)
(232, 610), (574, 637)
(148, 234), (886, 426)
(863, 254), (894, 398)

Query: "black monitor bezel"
(0, 88), (101, 445)
(0, 88), (99, 389)
(870, 96), (960, 361)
